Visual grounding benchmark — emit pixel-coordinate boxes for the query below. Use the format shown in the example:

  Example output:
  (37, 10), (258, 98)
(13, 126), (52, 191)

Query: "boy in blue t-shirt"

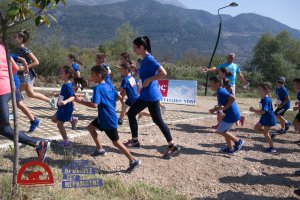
(250, 82), (277, 153)
(209, 76), (244, 154)
(51, 66), (76, 149)
(292, 78), (300, 145)
(274, 76), (291, 134)
(117, 63), (139, 125)
(75, 65), (140, 173)
(10, 53), (41, 133)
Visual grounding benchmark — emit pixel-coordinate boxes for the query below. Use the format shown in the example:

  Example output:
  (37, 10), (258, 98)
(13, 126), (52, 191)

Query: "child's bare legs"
(17, 101), (34, 121)
(87, 124), (104, 151)
(52, 115), (68, 140)
(119, 104), (128, 120)
(222, 132), (238, 149)
(276, 115), (286, 129)
(263, 126), (273, 148)
(21, 84), (50, 103)
(138, 111), (151, 119)
(213, 114), (223, 129)
(112, 140), (135, 162)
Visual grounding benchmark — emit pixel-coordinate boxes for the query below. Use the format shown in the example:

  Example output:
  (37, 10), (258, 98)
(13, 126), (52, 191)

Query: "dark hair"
(91, 65), (108, 78)
(209, 76), (223, 86)
(61, 65), (75, 80)
(258, 82), (272, 93)
(219, 67), (233, 77)
(74, 77), (88, 91)
(68, 54), (84, 66)
(120, 63), (131, 72)
(137, 58), (142, 64)
(223, 78), (230, 87)
(14, 30), (30, 43)
(120, 52), (132, 65)
(293, 78), (300, 83)
(133, 36), (152, 53)
(96, 53), (106, 60)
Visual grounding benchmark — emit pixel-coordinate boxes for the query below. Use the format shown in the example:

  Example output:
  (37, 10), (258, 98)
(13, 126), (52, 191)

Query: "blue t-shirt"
(92, 83), (118, 130)
(275, 86), (290, 110)
(56, 82), (75, 122)
(102, 63), (114, 89)
(9, 53), (21, 89)
(217, 87), (240, 123)
(217, 62), (241, 85)
(259, 96), (277, 127)
(139, 54), (162, 101)
(121, 75), (138, 106)
(71, 63), (80, 72)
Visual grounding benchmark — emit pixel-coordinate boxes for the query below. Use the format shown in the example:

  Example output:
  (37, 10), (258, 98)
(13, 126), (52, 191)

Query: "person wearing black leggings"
(0, 44), (49, 162)
(124, 36), (180, 159)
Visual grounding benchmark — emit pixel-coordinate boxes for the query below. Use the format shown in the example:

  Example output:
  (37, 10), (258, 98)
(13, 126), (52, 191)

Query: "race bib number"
(128, 77), (136, 87)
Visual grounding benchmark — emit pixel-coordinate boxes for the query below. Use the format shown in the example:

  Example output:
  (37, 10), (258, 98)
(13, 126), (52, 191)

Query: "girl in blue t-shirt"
(209, 76), (244, 154)
(67, 54), (83, 78)
(250, 82), (277, 153)
(125, 36), (180, 159)
(51, 66), (76, 149)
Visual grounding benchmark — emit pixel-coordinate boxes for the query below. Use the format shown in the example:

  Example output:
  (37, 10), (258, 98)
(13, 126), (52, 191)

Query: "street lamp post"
(204, 2), (238, 96)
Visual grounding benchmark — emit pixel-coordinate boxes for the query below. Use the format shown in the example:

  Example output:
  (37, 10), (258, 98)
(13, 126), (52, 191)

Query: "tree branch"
(8, 9), (43, 28)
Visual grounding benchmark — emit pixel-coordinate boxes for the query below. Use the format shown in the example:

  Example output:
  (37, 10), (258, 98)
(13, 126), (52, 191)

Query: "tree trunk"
(1, 24), (20, 193)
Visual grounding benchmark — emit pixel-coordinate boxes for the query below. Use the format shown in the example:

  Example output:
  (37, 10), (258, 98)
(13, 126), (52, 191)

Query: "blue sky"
(180, 0), (300, 30)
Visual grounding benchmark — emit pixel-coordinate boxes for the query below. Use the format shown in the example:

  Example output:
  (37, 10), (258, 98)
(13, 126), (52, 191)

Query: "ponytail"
(133, 36), (152, 53)
(219, 67), (233, 77)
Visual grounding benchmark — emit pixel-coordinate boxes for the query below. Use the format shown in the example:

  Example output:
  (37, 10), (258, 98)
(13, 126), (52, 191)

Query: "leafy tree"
(99, 22), (138, 60)
(250, 31), (300, 88)
(0, 0), (65, 192)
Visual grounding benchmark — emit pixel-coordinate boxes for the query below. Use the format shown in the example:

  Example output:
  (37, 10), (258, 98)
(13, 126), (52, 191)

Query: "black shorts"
(295, 113), (300, 122)
(90, 118), (119, 142)
(15, 89), (23, 103)
(274, 107), (288, 116)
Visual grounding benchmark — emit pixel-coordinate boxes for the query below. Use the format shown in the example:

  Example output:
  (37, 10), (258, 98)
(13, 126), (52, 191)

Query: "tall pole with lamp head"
(204, 2), (238, 96)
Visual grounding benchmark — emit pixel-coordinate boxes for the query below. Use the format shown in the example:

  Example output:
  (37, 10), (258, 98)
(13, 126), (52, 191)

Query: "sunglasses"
(277, 81), (284, 84)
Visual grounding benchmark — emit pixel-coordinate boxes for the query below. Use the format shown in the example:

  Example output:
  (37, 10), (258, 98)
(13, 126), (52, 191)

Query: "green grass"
(0, 168), (188, 200)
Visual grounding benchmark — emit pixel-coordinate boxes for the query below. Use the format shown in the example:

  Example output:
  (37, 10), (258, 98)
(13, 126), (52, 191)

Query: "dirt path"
(0, 97), (299, 199)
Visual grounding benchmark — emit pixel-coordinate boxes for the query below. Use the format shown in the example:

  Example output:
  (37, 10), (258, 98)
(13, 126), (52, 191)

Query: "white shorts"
(217, 121), (234, 133)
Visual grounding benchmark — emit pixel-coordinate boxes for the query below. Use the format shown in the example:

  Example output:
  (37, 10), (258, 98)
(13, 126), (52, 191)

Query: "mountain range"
(45, 0), (300, 63)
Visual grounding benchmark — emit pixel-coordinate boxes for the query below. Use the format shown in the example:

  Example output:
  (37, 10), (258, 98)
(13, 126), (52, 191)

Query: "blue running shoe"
(127, 160), (141, 173)
(220, 147), (234, 154)
(265, 147), (277, 153)
(284, 121), (292, 131)
(28, 118), (41, 133)
(294, 170), (300, 176)
(91, 149), (107, 157)
(234, 139), (245, 152)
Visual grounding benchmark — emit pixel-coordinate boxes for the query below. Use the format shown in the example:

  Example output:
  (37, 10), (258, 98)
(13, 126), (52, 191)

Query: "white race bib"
(128, 77), (136, 87)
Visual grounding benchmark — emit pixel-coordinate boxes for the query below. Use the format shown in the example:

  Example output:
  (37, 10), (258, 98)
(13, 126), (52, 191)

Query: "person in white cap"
(203, 53), (248, 96)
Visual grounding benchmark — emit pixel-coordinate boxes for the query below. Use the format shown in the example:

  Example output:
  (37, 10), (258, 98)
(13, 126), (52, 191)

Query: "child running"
(96, 53), (114, 89)
(118, 63), (139, 125)
(75, 65), (141, 172)
(13, 30), (55, 109)
(51, 66), (76, 148)
(250, 82), (277, 153)
(0, 43), (49, 162)
(274, 76), (291, 134)
(219, 67), (245, 126)
(209, 76), (244, 154)
(292, 78), (300, 145)
(10, 53), (41, 133)
(67, 54), (83, 78)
